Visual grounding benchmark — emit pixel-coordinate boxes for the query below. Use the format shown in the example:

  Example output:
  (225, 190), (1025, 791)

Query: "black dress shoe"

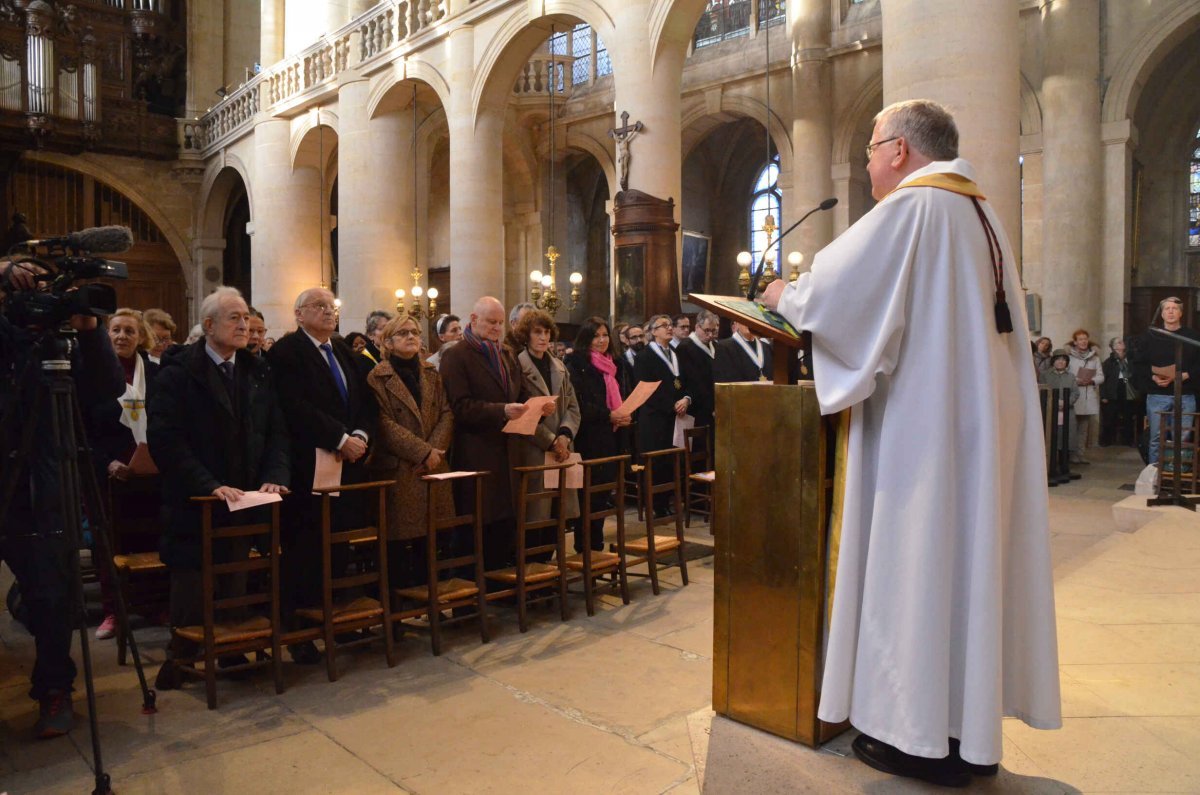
(949, 738), (1000, 776)
(288, 641), (321, 665)
(851, 733), (971, 788)
(154, 660), (182, 691)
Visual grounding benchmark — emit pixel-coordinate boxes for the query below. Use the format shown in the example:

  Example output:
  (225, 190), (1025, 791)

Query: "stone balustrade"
(513, 53), (575, 100)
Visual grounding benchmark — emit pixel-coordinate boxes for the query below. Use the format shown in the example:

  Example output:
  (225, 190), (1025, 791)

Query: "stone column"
(448, 25), (505, 313)
(260, 0), (285, 69)
(789, 0), (834, 265)
(1039, 0), (1101, 343)
(611, 2), (685, 215)
(251, 118), (323, 334)
(285, 0), (353, 56)
(186, 0), (224, 118)
(882, 0), (1021, 250)
(336, 78), (413, 334)
(1101, 119), (1136, 339)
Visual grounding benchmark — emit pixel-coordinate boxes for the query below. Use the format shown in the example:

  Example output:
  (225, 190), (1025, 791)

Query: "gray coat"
(515, 349), (581, 521)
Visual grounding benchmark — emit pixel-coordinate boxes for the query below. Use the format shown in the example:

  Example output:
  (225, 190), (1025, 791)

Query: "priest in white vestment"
(763, 100), (1061, 787)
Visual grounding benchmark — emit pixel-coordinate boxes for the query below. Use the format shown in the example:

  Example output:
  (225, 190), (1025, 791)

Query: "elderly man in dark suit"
(148, 285), (290, 688)
(714, 320), (772, 382)
(267, 287), (376, 663)
(439, 296), (554, 572)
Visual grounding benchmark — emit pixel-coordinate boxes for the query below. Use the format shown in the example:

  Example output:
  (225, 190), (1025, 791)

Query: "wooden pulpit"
(691, 292), (849, 747)
(612, 189), (681, 322)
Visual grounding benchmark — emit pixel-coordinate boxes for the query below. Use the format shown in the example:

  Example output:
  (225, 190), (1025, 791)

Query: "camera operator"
(0, 256), (124, 738)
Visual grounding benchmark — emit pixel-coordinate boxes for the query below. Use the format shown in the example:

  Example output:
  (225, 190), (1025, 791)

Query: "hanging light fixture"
(738, 9), (780, 296)
(395, 83), (438, 321)
(530, 25), (582, 314)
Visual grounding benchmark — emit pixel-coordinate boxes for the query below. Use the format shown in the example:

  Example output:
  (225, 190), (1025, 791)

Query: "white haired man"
(148, 285), (290, 689)
(763, 99), (1061, 786)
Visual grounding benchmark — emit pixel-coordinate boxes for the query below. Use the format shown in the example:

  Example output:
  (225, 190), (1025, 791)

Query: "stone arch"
(197, 154), (253, 243)
(289, 109), (339, 171)
(565, 128), (615, 199)
(367, 59), (452, 120)
(681, 93), (793, 177)
(1020, 72), (1042, 137)
(1103, 0), (1200, 124)
(21, 151), (193, 279)
(833, 71), (883, 164)
(472, 2), (614, 125)
(649, 0), (709, 71)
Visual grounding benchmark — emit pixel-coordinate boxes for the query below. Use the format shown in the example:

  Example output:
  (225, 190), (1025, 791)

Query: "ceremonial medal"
(131, 408), (139, 420)
(759, 375), (769, 382)
(674, 377), (682, 390)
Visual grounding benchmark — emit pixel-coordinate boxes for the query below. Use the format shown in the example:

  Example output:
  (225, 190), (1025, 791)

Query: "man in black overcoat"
(675, 309), (718, 432)
(634, 313), (692, 516)
(714, 320), (772, 383)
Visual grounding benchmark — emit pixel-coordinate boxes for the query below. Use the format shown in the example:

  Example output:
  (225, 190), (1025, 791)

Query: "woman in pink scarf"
(563, 317), (634, 553)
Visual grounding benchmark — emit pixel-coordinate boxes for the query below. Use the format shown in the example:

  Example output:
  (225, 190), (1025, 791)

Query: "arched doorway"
(222, 179), (251, 301)
(1, 156), (187, 325)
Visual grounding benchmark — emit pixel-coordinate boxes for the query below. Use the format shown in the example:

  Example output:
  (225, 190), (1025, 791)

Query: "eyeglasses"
(392, 328), (422, 339)
(865, 136), (900, 160)
(302, 301), (338, 314)
(698, 325), (719, 336)
(651, 322), (671, 332)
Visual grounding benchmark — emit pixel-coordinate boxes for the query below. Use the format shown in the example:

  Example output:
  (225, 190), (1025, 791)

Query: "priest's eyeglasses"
(865, 136), (899, 159)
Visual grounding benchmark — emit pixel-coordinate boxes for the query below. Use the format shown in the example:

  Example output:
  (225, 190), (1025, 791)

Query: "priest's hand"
(761, 278), (787, 311)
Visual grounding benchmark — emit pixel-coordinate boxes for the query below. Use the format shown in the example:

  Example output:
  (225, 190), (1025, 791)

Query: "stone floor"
(1, 445), (1197, 794)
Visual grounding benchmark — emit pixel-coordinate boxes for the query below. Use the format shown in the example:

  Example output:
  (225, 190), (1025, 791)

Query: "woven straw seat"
(624, 535), (682, 554)
(112, 551), (166, 573)
(176, 615), (271, 645)
(563, 551), (620, 571)
(485, 561), (561, 584)
(394, 577), (479, 604)
(295, 596), (383, 624)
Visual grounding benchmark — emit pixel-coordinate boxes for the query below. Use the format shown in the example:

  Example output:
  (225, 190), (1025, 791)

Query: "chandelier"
(395, 267), (438, 319)
(529, 25), (582, 314)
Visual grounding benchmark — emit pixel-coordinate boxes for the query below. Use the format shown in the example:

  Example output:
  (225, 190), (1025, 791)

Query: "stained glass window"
(750, 157), (782, 266)
(547, 24), (611, 86)
(1190, 127), (1200, 248)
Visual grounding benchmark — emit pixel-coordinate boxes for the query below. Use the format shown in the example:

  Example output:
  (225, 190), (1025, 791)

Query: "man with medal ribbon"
(633, 313), (691, 517)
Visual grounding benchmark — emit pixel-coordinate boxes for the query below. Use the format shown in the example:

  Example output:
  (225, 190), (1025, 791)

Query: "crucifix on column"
(608, 110), (644, 192)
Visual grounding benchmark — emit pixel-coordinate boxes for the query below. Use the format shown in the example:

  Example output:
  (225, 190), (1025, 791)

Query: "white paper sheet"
(423, 470), (486, 481)
(543, 452), (583, 489)
(673, 414), (696, 448)
(501, 395), (559, 435)
(313, 448), (342, 496)
(225, 491), (283, 512)
(613, 380), (661, 418)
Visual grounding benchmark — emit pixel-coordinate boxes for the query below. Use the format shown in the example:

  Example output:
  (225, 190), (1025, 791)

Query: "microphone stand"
(746, 202), (833, 301)
(1146, 326), (1200, 510)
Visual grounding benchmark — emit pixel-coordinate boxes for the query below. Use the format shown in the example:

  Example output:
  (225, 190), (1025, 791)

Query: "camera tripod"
(0, 331), (156, 795)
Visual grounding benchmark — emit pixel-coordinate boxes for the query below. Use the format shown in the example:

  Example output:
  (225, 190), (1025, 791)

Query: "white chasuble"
(775, 159), (1061, 765)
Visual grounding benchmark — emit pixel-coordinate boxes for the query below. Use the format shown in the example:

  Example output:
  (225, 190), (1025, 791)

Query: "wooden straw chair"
(485, 462), (571, 633)
(108, 472), (168, 666)
(563, 454), (631, 615)
(623, 447), (689, 595)
(173, 497), (282, 709)
(392, 471), (490, 656)
(683, 425), (713, 528)
(285, 481), (395, 682)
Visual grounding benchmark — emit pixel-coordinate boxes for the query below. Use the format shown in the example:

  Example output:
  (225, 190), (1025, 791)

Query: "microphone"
(746, 198), (837, 300)
(18, 225), (134, 254)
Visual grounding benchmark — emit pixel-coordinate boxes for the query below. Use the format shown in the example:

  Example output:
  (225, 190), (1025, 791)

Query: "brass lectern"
(691, 293), (848, 747)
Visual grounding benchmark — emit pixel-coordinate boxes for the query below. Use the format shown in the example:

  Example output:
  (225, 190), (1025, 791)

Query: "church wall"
(428, 138), (451, 275)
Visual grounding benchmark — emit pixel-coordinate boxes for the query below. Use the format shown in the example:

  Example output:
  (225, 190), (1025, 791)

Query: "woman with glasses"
(366, 314), (454, 588)
(634, 313), (692, 517)
(512, 309), (581, 557)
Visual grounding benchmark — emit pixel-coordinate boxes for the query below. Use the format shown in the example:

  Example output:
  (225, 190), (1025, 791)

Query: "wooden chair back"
(626, 447), (689, 595)
(683, 425), (713, 528)
(485, 462), (572, 632)
(290, 480), (396, 681)
(567, 454), (631, 615)
(178, 496), (282, 709)
(392, 471), (490, 655)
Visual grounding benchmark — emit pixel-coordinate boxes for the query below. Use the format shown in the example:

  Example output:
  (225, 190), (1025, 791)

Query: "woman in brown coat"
(366, 314), (454, 588)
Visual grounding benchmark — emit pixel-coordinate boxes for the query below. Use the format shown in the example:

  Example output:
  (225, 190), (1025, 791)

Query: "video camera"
(2, 225), (132, 329)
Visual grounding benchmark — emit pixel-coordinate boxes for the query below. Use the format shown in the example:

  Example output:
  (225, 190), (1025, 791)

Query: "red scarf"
(590, 350), (622, 414)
